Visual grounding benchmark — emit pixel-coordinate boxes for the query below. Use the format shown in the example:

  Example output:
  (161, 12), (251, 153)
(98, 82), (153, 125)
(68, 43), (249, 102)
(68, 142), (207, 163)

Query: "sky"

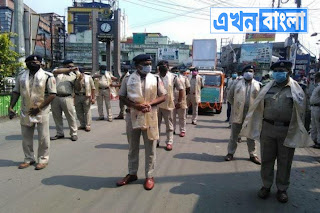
(24, 0), (320, 56)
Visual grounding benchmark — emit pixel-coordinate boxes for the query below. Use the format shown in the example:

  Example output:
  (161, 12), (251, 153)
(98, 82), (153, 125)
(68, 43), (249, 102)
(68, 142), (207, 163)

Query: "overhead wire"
(128, 0), (220, 28)
(122, 0), (210, 21)
(134, 0), (210, 17)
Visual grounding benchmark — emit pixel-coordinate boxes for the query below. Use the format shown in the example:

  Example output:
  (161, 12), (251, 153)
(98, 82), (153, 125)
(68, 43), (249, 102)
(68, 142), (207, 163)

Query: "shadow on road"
(5, 135), (24, 141)
(293, 155), (320, 164)
(192, 137), (229, 143)
(173, 153), (225, 162)
(173, 153), (250, 162)
(165, 167), (320, 212)
(95, 143), (144, 150)
(195, 125), (228, 129)
(196, 119), (227, 124)
(41, 175), (119, 191)
(49, 126), (69, 130)
(0, 159), (20, 167)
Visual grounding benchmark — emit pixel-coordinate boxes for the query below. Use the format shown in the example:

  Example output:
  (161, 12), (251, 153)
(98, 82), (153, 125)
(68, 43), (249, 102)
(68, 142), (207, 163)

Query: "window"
(74, 13), (90, 23)
(201, 75), (222, 87)
(74, 25), (89, 33)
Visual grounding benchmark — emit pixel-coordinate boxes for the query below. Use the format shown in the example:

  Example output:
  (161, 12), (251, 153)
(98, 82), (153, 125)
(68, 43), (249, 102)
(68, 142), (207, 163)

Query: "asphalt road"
(0, 102), (319, 213)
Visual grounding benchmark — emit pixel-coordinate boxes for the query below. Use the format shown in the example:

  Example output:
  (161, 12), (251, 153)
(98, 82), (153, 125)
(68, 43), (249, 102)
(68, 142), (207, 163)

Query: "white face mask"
(243, 72), (253, 80)
(140, 65), (152, 74)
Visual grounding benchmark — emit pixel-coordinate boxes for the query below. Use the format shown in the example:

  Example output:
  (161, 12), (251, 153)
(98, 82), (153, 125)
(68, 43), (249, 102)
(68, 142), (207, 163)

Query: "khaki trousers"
(51, 96), (78, 136)
(158, 108), (174, 145)
(260, 121), (295, 191)
(119, 99), (125, 117)
(97, 89), (112, 120)
(126, 113), (157, 178)
(189, 96), (199, 123)
(21, 114), (50, 164)
(75, 95), (92, 128)
(227, 123), (257, 157)
(173, 108), (187, 133)
(310, 106), (320, 144)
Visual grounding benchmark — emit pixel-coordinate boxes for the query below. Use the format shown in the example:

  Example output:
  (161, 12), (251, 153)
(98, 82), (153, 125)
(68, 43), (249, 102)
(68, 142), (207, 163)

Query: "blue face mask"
(100, 70), (105, 75)
(273, 72), (288, 83)
(231, 74), (237, 79)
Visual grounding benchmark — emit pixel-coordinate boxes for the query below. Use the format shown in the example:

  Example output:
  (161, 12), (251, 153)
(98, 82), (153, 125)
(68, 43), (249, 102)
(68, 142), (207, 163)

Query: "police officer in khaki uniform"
(240, 61), (313, 203)
(93, 65), (117, 122)
(157, 60), (183, 151)
(172, 68), (190, 137)
(310, 72), (320, 149)
(114, 66), (130, 119)
(116, 54), (166, 190)
(188, 67), (204, 125)
(74, 68), (95, 132)
(9, 55), (56, 170)
(50, 60), (79, 141)
(225, 65), (261, 165)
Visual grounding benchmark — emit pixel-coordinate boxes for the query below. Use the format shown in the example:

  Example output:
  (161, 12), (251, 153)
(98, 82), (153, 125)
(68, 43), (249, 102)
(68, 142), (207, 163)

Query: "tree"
(0, 33), (23, 79)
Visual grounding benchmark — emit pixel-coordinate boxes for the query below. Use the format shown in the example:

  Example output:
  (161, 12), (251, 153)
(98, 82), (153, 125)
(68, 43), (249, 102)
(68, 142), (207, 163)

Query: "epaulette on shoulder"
(17, 70), (26, 76)
(44, 71), (54, 77)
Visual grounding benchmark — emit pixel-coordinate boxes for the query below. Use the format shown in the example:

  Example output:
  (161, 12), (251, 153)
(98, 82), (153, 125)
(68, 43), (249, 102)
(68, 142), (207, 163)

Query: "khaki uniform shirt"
(75, 75), (95, 94)
(13, 70), (57, 115)
(190, 76), (204, 94)
(14, 71), (57, 96)
(55, 71), (77, 95)
(310, 83), (320, 105)
(99, 72), (114, 88)
(264, 82), (293, 123)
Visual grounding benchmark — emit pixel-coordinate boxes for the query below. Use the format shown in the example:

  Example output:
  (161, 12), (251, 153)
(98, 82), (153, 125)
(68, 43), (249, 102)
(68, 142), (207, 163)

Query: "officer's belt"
(75, 92), (86, 96)
(99, 87), (109, 90)
(56, 94), (72, 97)
(263, 119), (290, 127)
(311, 103), (320, 107)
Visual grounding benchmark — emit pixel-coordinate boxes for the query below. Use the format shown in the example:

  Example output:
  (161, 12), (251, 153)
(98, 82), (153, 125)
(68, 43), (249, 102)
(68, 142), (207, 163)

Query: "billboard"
(240, 43), (273, 64)
(245, 33), (275, 42)
(158, 48), (179, 61)
(294, 54), (310, 78)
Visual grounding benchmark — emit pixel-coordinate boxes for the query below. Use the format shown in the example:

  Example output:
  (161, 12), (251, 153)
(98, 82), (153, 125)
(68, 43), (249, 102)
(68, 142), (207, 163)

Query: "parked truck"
(191, 39), (224, 114)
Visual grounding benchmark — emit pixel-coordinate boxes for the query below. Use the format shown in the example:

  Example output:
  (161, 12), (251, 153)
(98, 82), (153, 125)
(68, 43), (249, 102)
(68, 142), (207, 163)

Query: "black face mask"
(27, 63), (40, 72)
(159, 66), (168, 73)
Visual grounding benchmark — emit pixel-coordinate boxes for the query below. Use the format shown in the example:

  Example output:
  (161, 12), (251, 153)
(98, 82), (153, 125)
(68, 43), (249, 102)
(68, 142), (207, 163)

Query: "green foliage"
(0, 33), (23, 79)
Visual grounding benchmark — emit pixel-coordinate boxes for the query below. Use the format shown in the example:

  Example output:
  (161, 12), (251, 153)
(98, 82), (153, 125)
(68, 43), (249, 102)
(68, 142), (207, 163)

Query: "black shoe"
(225, 119), (229, 122)
(71, 135), (78, 141)
(157, 141), (160, 148)
(312, 143), (320, 149)
(191, 121), (197, 125)
(114, 115), (124, 120)
(50, 135), (64, 140)
(97, 117), (104, 121)
(258, 187), (270, 199)
(277, 190), (288, 203)
(250, 156), (261, 165)
(225, 154), (233, 161)
(173, 131), (176, 135)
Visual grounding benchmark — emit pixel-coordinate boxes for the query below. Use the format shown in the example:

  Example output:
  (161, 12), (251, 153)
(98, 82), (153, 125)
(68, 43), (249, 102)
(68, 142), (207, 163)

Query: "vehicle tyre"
(215, 108), (222, 114)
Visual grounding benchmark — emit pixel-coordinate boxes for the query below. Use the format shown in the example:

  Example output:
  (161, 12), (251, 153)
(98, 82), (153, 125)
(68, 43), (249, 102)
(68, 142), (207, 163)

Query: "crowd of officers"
(8, 54), (317, 203)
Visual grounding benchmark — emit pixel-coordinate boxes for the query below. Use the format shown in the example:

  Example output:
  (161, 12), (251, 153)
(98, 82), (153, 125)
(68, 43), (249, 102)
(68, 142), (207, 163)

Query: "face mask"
(192, 71), (198, 76)
(231, 74), (237, 79)
(100, 70), (106, 75)
(243, 72), (253, 80)
(159, 66), (168, 74)
(273, 72), (288, 83)
(27, 63), (40, 72)
(140, 65), (152, 74)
